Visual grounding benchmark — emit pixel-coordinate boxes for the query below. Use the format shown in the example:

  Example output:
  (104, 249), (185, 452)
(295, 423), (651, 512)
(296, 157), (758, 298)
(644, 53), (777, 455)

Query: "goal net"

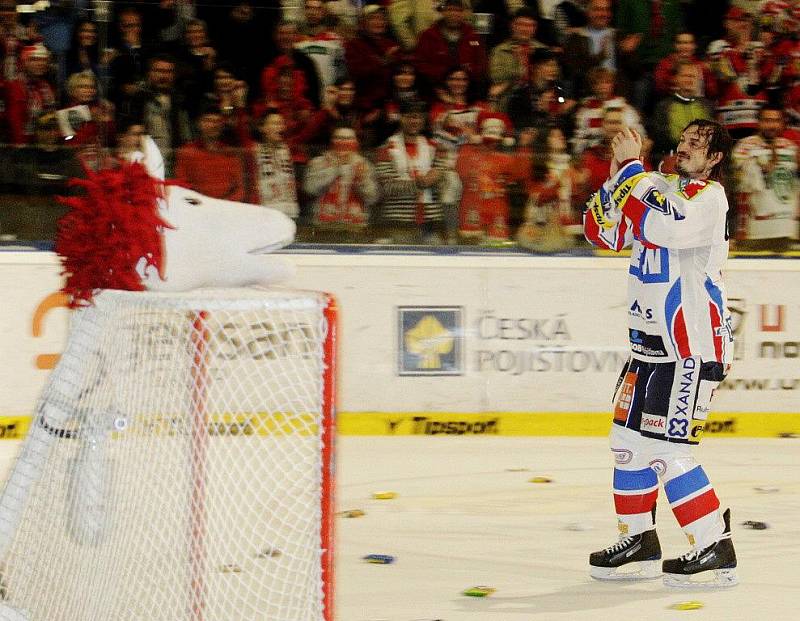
(0, 288), (336, 621)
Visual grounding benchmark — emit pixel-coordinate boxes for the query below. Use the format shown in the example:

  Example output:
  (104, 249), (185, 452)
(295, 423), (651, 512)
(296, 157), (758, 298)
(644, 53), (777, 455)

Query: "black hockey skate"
(589, 529), (662, 581)
(662, 508), (738, 588)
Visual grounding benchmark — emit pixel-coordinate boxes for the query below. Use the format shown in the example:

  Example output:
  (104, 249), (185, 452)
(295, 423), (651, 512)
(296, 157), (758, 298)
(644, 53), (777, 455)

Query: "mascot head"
(57, 137), (296, 307)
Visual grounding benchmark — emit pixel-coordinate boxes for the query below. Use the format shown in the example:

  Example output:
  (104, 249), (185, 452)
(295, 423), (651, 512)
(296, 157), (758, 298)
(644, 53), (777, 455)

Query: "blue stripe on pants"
(664, 466), (710, 503)
(613, 467), (658, 491)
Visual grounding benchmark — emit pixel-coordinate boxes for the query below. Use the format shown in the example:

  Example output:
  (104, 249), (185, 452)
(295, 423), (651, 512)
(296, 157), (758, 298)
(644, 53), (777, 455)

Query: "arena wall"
(0, 250), (798, 437)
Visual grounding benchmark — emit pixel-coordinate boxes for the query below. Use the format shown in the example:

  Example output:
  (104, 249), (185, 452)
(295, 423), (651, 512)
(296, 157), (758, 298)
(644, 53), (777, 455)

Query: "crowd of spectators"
(0, 0), (797, 249)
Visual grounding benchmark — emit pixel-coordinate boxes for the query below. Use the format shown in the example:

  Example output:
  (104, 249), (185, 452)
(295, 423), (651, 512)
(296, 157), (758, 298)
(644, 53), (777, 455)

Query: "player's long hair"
(682, 119), (732, 182)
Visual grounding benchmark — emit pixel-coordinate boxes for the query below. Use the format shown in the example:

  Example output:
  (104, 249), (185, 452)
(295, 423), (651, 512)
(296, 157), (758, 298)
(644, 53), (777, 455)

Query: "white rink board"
(0, 252), (799, 417)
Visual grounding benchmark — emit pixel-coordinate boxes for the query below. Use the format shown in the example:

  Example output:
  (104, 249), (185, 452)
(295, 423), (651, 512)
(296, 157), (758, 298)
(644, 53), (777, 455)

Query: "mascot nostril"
(56, 137), (296, 306)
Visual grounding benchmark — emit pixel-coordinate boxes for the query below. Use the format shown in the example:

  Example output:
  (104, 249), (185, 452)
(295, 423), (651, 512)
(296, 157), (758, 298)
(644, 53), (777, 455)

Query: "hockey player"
(583, 119), (738, 588)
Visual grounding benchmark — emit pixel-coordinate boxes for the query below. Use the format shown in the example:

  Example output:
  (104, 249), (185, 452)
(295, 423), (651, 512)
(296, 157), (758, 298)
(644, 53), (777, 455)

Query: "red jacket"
(174, 141), (246, 201)
(5, 77), (56, 144)
(414, 22), (488, 86)
(345, 33), (399, 111)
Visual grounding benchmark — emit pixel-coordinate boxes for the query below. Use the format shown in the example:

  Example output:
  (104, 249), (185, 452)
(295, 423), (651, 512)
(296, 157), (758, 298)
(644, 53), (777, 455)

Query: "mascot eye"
(185, 197), (201, 205)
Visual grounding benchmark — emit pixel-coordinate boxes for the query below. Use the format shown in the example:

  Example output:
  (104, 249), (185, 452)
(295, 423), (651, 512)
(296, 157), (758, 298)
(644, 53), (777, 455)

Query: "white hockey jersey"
(584, 161), (735, 364)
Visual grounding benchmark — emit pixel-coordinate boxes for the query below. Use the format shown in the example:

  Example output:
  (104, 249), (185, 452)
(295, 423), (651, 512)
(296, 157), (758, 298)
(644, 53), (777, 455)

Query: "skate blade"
(663, 567), (738, 589)
(590, 560), (662, 581)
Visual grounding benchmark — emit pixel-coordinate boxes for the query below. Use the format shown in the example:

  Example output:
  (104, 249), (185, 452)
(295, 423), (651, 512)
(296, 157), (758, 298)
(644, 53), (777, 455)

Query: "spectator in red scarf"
(5, 43), (57, 145)
(304, 125), (379, 242)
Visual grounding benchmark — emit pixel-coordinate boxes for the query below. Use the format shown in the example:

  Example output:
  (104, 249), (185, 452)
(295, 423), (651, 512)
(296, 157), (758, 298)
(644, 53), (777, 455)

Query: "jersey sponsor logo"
(668, 418), (689, 437)
(641, 413), (666, 435)
(628, 330), (668, 357)
(667, 358), (698, 439)
(630, 299), (655, 321)
(629, 246), (670, 284)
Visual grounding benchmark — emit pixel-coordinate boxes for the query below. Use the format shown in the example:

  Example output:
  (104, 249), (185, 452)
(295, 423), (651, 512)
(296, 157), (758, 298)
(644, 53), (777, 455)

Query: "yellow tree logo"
(405, 315), (454, 370)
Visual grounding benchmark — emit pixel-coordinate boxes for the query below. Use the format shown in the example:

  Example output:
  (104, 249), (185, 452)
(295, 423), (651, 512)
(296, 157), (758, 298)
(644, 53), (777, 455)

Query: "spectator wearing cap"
(454, 110), (528, 243)
(304, 125), (380, 242)
(5, 43), (57, 145)
(488, 8), (548, 112)
(571, 67), (644, 156)
(615, 0), (683, 113)
(705, 7), (770, 139)
(388, 0), (464, 52)
(653, 31), (717, 99)
(507, 47), (575, 133)
(175, 104), (246, 201)
(414, 0), (488, 99)
(561, 0), (618, 100)
(374, 100), (448, 244)
(345, 5), (401, 115)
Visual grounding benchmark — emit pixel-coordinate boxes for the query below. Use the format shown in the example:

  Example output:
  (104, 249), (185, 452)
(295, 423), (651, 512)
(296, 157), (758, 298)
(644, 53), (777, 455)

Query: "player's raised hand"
(611, 127), (643, 164)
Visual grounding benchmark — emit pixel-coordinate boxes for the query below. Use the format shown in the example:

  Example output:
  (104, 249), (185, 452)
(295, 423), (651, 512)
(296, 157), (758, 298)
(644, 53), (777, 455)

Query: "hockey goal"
(0, 288), (336, 621)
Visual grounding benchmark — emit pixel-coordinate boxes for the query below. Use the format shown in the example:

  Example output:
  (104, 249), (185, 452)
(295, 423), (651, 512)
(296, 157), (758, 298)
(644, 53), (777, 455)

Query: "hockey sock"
(613, 467), (658, 535)
(664, 465), (723, 547)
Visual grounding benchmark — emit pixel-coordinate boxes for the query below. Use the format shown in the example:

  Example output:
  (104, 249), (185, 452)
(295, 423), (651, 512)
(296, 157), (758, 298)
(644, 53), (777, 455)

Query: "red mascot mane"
(56, 162), (172, 307)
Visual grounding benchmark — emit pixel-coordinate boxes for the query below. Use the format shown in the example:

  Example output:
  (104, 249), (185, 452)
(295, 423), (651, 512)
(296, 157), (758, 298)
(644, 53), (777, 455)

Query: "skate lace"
(604, 536), (635, 554)
(678, 532), (732, 562)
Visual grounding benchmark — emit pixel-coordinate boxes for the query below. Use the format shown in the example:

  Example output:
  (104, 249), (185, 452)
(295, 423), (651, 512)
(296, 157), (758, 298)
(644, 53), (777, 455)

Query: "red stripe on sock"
(614, 490), (658, 515)
(672, 489), (720, 527)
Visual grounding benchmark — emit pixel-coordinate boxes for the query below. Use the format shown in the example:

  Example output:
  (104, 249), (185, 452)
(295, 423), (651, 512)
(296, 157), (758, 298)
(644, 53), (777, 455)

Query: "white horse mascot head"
(56, 136), (295, 305)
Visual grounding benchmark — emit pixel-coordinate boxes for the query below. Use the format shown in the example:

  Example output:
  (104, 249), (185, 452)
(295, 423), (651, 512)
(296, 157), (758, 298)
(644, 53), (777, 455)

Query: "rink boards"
(0, 250), (798, 437)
